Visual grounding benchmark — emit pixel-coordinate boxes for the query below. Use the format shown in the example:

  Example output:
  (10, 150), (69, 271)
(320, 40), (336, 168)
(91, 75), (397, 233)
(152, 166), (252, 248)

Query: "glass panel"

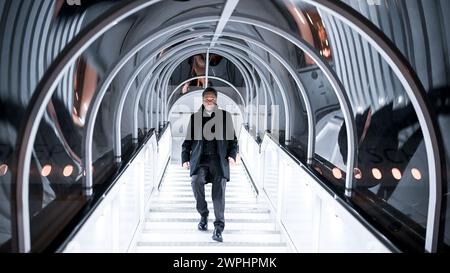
(306, 66), (346, 192)
(0, 0), (120, 251)
(28, 88), (87, 251)
(23, 7), (157, 250)
(281, 156), (316, 251)
(291, 0), (445, 251)
(262, 142), (280, 209)
(143, 139), (156, 203)
(326, 16), (431, 251)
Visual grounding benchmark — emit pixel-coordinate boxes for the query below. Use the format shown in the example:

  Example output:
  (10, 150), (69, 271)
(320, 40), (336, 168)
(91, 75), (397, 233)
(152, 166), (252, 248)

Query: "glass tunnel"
(0, 0), (449, 253)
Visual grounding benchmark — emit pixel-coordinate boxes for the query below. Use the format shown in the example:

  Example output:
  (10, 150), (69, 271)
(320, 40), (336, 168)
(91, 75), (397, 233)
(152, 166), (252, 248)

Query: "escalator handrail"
(156, 122), (170, 142)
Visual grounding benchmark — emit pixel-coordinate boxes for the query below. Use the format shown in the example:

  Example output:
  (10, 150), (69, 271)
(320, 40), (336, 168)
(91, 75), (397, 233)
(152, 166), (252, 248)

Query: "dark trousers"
(191, 155), (226, 231)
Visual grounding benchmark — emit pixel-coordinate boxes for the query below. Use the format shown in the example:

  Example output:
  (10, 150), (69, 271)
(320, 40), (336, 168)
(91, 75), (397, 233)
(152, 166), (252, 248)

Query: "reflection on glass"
(354, 167), (362, 180)
(0, 164), (7, 176)
(181, 54), (224, 94)
(391, 168), (402, 180)
(285, 1), (332, 66)
(72, 57), (98, 127)
(371, 168), (382, 180)
(26, 50), (102, 250)
(314, 166), (323, 175)
(335, 97), (432, 250)
(63, 165), (74, 177)
(338, 101), (422, 196)
(332, 167), (342, 180)
(411, 168), (422, 181)
(41, 165), (52, 177)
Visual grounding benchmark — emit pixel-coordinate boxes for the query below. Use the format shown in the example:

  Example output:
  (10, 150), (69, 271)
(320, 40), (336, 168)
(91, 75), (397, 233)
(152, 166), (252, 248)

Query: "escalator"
(133, 162), (288, 253)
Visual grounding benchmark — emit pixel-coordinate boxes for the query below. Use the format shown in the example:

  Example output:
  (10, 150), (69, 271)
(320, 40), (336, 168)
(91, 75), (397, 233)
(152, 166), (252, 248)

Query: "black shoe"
(212, 227), (223, 242)
(198, 216), (208, 231)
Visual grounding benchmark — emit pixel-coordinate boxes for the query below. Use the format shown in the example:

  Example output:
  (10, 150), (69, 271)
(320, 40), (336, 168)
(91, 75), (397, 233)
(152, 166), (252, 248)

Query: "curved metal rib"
(301, 0), (443, 252)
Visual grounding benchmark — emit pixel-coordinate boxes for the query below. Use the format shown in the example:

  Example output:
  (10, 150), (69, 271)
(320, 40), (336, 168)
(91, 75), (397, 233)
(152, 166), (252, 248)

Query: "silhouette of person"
(338, 101), (421, 199)
(338, 86), (450, 200)
(181, 54), (224, 94)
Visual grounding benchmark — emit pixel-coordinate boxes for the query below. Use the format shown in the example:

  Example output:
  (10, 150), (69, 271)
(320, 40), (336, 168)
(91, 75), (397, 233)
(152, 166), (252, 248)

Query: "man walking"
(181, 87), (238, 242)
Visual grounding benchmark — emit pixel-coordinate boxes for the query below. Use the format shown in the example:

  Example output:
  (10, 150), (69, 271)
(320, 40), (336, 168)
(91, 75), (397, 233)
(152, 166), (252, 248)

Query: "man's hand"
(228, 157), (236, 166)
(182, 161), (190, 169)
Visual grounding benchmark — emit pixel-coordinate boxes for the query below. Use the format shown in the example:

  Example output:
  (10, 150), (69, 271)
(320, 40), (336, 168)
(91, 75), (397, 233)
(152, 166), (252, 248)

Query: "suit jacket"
(181, 105), (238, 181)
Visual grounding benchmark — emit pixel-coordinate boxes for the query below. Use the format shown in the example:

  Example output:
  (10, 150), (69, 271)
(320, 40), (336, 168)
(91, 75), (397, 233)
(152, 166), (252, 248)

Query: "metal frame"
(112, 37), (211, 158)
(159, 44), (273, 134)
(156, 47), (253, 126)
(14, 0), (163, 253)
(140, 46), (253, 136)
(14, 13), (348, 253)
(301, 0), (443, 253)
(100, 35), (290, 165)
(162, 45), (284, 136)
(205, 48), (210, 88)
(81, 18), (223, 189)
(15, 1), (439, 253)
(15, 13), (342, 251)
(133, 47), (249, 127)
(158, 47), (254, 129)
(210, 0), (240, 48)
(111, 32), (211, 159)
(211, 42), (291, 138)
(111, 42), (252, 158)
(158, 44), (273, 122)
(220, 31), (314, 163)
(168, 76), (245, 107)
(164, 48), (272, 125)
(226, 16), (357, 200)
(156, 46), (252, 130)
(168, 89), (244, 120)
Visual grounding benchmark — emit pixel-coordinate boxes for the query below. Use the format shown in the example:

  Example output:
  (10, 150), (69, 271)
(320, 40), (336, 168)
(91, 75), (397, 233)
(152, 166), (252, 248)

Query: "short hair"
(202, 87), (217, 98)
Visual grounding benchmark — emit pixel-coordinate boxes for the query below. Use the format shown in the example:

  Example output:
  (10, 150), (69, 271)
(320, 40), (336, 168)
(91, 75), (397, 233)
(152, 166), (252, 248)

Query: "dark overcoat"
(181, 105), (238, 182)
